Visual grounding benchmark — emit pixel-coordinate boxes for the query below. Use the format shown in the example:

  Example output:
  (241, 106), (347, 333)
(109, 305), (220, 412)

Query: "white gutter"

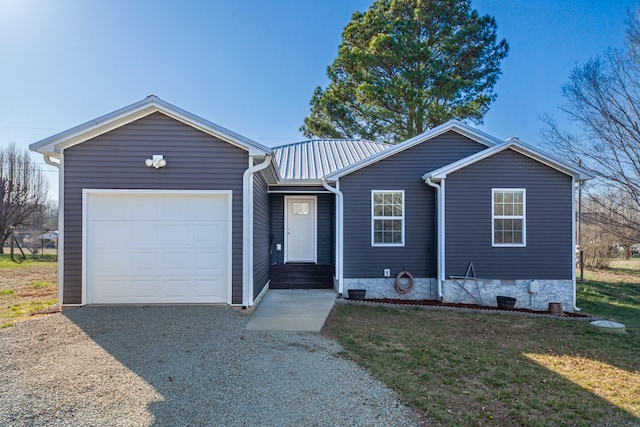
(572, 178), (587, 312)
(43, 154), (60, 167)
(322, 178), (344, 295)
(425, 177), (445, 300)
(242, 155), (272, 308)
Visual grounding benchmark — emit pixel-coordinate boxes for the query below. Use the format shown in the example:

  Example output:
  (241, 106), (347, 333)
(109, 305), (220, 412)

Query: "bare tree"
(543, 11), (640, 246)
(0, 144), (49, 253)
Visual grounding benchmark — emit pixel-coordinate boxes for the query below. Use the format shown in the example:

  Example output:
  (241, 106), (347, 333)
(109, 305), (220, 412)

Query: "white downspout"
(242, 155), (272, 308)
(42, 154), (63, 306)
(322, 179), (343, 295)
(572, 178), (586, 312)
(425, 177), (445, 300)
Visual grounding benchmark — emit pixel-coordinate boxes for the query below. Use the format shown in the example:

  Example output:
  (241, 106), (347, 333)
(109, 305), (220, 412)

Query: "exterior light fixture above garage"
(145, 154), (167, 169)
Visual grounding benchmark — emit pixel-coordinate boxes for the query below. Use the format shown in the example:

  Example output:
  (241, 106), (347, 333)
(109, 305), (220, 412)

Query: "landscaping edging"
(337, 298), (598, 321)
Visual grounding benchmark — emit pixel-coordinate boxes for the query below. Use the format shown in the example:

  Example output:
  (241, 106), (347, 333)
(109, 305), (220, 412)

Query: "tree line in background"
(0, 143), (54, 255)
(544, 11), (640, 268)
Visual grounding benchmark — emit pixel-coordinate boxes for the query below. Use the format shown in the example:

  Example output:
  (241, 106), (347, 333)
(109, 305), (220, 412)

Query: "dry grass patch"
(0, 255), (57, 328)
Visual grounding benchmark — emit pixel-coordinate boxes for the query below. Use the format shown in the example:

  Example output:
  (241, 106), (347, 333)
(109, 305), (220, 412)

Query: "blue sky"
(0, 0), (637, 201)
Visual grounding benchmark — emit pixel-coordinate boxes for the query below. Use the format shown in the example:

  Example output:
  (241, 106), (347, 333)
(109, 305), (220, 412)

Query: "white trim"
(82, 189), (233, 305)
(284, 195), (318, 263)
(492, 188), (526, 247)
(30, 96), (270, 157)
(326, 121), (500, 180)
(268, 190), (331, 194)
(371, 190), (405, 247)
(424, 140), (595, 182)
(242, 155), (273, 307)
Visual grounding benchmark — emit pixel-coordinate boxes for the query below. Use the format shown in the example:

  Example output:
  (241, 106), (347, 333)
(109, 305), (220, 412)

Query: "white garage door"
(86, 191), (230, 304)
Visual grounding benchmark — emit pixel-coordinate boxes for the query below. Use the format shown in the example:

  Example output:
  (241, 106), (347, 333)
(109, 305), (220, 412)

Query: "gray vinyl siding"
(317, 194), (334, 265)
(340, 131), (485, 278)
(270, 193), (334, 265)
(253, 171), (270, 299)
(62, 112), (247, 305)
(270, 194), (285, 265)
(445, 149), (573, 279)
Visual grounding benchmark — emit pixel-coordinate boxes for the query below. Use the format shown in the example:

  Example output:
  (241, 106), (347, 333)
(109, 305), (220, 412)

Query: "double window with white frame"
(492, 188), (526, 246)
(372, 190), (404, 246)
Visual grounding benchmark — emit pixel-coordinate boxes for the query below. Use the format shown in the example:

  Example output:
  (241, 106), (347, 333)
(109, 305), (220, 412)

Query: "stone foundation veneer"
(442, 279), (574, 312)
(343, 278), (438, 300)
(343, 278), (575, 312)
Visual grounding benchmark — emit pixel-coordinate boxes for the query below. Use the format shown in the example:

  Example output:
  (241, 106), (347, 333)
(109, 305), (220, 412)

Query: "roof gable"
(423, 138), (595, 182)
(324, 120), (503, 180)
(30, 96), (270, 157)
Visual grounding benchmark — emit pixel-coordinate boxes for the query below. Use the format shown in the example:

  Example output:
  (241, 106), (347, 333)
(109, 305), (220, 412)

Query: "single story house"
(30, 96), (593, 311)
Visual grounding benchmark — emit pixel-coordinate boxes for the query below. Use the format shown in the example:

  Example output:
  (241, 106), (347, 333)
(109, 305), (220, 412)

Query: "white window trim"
(492, 188), (526, 247)
(371, 190), (405, 247)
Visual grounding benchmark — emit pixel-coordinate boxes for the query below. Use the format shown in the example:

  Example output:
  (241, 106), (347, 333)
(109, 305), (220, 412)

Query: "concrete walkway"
(246, 289), (337, 331)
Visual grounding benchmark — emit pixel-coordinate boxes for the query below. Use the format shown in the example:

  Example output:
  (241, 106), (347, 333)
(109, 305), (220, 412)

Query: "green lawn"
(323, 261), (640, 426)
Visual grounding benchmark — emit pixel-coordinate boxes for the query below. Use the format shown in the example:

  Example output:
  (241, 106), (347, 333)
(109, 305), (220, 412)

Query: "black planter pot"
(496, 296), (516, 310)
(348, 289), (367, 301)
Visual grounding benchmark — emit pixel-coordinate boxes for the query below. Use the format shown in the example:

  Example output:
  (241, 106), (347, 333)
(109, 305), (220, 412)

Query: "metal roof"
(273, 139), (392, 180)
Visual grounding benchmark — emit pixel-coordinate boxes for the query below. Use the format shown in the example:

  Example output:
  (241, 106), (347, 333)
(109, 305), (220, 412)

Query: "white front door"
(285, 196), (316, 262)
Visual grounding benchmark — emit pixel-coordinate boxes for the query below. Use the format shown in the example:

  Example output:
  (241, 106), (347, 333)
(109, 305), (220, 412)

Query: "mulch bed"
(356, 298), (590, 318)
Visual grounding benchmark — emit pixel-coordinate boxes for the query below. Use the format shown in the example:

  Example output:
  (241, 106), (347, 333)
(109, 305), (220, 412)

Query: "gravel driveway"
(0, 306), (421, 426)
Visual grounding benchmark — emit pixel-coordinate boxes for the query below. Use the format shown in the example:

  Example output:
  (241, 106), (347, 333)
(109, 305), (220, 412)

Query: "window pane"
(374, 205), (383, 216)
(514, 192), (523, 203)
(504, 203), (513, 216)
(504, 192), (513, 203)
(494, 192), (503, 203)
(514, 204), (523, 216)
(292, 202), (309, 215)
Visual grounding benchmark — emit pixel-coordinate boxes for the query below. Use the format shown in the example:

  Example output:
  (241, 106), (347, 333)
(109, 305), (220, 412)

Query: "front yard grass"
(324, 261), (640, 427)
(0, 254), (58, 328)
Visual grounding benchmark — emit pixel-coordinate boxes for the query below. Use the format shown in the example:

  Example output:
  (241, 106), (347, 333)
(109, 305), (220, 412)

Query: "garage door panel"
(129, 279), (159, 299)
(161, 251), (192, 274)
(87, 192), (230, 304)
(193, 278), (226, 299)
(191, 222), (226, 244)
(91, 250), (131, 276)
(91, 222), (125, 249)
(161, 279), (190, 299)
(91, 279), (130, 302)
(134, 251), (161, 274)
(130, 223), (161, 245)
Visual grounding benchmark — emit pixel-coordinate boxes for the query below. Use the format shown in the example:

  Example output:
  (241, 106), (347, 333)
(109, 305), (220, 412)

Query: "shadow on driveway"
(52, 306), (419, 426)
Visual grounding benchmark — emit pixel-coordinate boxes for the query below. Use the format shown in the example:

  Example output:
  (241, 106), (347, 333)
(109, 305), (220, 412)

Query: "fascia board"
(423, 141), (596, 181)
(29, 96), (270, 156)
(507, 140), (595, 181)
(325, 120), (501, 180)
(271, 179), (326, 186)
